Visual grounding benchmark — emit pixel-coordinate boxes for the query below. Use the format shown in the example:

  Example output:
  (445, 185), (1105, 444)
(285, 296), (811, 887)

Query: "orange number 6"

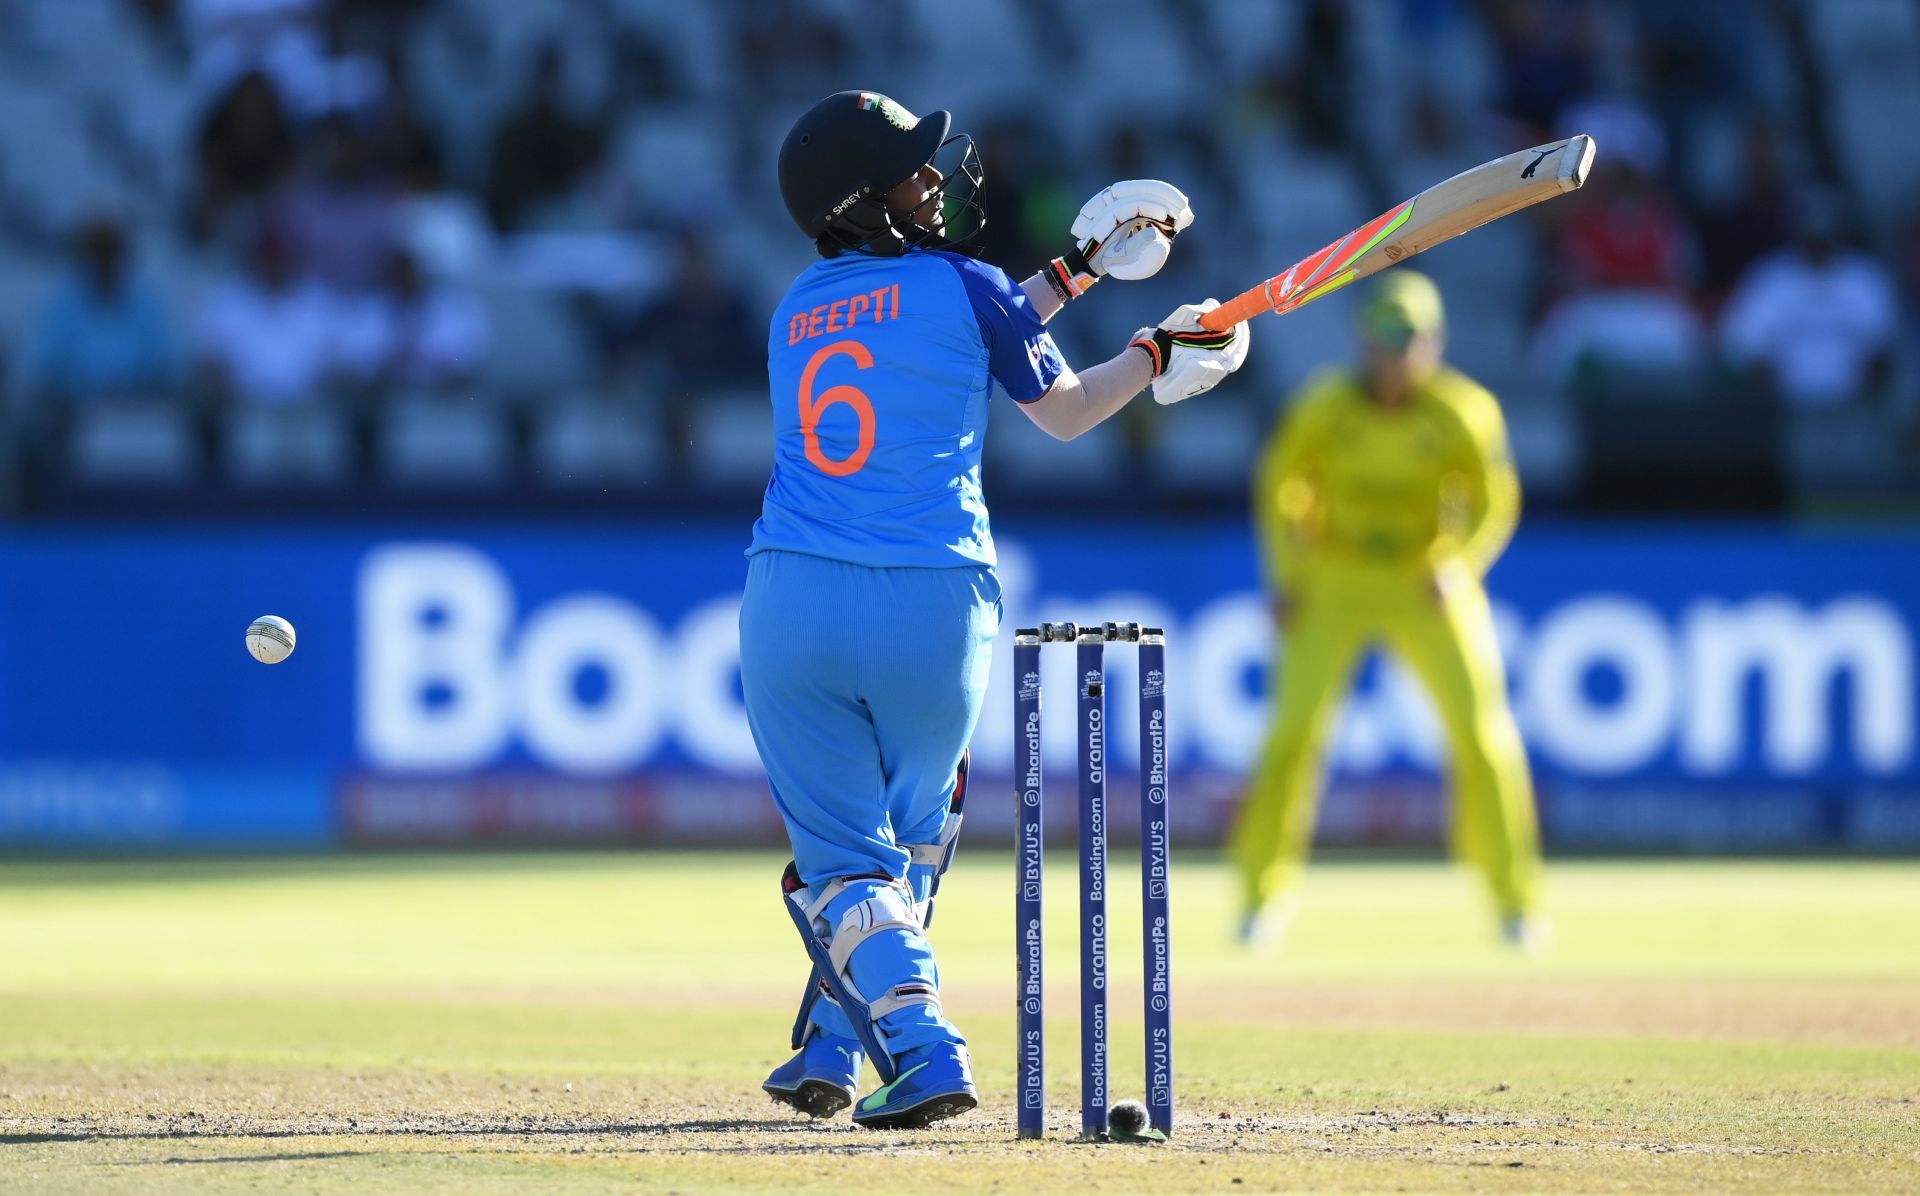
(798, 340), (876, 477)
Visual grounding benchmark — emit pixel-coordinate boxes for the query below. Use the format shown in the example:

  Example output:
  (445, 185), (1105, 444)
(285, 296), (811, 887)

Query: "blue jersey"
(749, 249), (1065, 569)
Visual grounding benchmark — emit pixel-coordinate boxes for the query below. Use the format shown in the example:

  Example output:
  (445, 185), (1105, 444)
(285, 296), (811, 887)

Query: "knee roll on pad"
(827, 882), (921, 973)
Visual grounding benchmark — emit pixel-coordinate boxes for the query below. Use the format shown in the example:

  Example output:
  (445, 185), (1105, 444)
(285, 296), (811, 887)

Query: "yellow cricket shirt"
(1253, 364), (1520, 589)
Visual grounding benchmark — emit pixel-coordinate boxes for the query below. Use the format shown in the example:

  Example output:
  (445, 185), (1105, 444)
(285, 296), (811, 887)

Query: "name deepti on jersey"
(786, 283), (903, 345)
(756, 249), (1062, 569)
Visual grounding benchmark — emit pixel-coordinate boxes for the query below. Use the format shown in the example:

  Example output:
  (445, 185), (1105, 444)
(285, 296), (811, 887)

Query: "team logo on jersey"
(856, 92), (916, 130)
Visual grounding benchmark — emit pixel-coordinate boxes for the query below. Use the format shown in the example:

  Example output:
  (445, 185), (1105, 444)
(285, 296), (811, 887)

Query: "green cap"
(1360, 270), (1444, 347)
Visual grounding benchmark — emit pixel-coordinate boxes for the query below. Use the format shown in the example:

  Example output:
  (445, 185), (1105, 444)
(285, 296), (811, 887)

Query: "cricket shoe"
(1502, 913), (1555, 956)
(850, 1041), (977, 1130)
(763, 1031), (863, 1119)
(1236, 895), (1297, 949)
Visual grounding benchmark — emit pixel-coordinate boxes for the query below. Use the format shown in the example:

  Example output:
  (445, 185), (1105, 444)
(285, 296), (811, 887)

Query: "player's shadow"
(127, 1150), (377, 1166)
(1, 1121), (963, 1157)
(1, 1119), (861, 1143)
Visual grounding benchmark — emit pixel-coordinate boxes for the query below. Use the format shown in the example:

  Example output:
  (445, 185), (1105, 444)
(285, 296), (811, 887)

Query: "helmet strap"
(819, 196), (912, 257)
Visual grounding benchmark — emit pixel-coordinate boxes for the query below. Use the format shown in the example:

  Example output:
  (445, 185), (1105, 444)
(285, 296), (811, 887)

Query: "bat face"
(1264, 199), (1416, 317)
(1204, 135), (1596, 331)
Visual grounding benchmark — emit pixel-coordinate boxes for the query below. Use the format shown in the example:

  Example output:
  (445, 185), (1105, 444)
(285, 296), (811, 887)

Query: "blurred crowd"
(0, 0), (1917, 517)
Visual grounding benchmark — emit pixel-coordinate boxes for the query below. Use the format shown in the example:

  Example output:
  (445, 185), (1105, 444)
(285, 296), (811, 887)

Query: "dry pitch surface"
(0, 853), (1915, 1194)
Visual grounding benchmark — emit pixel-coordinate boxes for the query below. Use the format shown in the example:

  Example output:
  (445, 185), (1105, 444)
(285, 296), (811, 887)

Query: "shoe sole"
(765, 1078), (853, 1120)
(851, 1090), (978, 1131)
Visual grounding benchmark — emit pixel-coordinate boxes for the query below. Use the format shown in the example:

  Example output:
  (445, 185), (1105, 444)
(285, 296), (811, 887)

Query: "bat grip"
(1199, 285), (1274, 331)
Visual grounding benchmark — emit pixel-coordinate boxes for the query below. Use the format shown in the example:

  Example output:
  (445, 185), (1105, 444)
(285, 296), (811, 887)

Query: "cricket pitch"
(1, 853), (1915, 1193)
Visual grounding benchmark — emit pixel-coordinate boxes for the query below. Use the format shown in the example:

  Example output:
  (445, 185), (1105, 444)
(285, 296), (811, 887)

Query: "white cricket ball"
(246, 615), (296, 664)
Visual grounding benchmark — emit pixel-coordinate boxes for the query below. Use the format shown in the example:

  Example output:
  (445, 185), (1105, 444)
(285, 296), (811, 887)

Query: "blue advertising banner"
(1, 520), (1915, 850)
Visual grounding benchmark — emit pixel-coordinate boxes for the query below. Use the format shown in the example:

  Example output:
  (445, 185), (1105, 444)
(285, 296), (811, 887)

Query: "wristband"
(1044, 242), (1100, 303)
(1128, 327), (1173, 377)
(1128, 323), (1237, 378)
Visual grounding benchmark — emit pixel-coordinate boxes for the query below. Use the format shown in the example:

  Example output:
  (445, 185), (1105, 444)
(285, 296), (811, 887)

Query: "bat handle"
(1199, 284), (1274, 331)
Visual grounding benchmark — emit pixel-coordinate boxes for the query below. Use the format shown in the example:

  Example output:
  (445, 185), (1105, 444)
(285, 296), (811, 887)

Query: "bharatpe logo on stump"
(1144, 709), (1169, 901)
(1020, 674), (1043, 905)
(1020, 718), (1042, 903)
(1020, 920), (1043, 1018)
(1147, 916), (1171, 1015)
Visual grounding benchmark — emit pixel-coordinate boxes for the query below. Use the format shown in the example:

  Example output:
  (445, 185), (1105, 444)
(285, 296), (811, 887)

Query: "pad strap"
(905, 807), (964, 866)
(870, 981), (942, 1021)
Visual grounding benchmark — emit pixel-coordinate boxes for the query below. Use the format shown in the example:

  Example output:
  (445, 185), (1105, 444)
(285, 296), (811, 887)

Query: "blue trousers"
(740, 550), (998, 1057)
(740, 549), (999, 883)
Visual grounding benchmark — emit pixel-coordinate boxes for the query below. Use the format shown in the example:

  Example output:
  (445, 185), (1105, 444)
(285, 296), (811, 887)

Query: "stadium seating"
(529, 393), (668, 490)
(377, 394), (514, 489)
(684, 390), (774, 491)
(65, 400), (201, 488)
(1145, 396), (1265, 497)
(984, 401), (1128, 496)
(223, 402), (353, 489)
(0, 0), (1912, 515)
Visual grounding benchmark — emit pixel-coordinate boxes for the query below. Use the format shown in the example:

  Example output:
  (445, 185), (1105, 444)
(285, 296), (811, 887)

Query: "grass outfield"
(0, 854), (1915, 1193)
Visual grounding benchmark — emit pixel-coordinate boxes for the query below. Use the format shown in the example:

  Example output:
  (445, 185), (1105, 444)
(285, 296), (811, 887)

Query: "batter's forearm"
(1020, 273), (1066, 323)
(1018, 348), (1153, 441)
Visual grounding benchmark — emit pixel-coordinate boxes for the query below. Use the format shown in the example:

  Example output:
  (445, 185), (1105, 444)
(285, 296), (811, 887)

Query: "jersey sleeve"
(1255, 370), (1343, 592)
(1435, 371), (1520, 577)
(945, 256), (1065, 404)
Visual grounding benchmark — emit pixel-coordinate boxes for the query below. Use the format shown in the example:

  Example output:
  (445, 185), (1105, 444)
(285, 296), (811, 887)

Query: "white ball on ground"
(246, 615), (296, 664)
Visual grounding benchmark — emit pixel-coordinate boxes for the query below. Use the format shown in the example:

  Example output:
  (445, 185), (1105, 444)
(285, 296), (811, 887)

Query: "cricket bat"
(1199, 135), (1596, 331)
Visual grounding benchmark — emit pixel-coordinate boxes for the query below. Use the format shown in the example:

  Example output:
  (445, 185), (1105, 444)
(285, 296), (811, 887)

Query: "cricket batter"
(745, 91), (1248, 1129)
(1230, 272), (1543, 948)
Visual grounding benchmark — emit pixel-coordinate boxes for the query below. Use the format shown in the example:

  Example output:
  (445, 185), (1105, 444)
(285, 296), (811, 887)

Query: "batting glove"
(1044, 179), (1193, 302)
(1129, 298), (1251, 405)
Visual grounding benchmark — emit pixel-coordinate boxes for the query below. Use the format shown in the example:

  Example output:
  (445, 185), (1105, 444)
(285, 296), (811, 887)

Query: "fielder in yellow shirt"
(1231, 271), (1545, 949)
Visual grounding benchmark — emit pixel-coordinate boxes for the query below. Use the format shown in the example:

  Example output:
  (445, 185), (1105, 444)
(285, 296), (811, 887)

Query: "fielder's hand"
(1129, 298), (1251, 405)
(1044, 180), (1193, 301)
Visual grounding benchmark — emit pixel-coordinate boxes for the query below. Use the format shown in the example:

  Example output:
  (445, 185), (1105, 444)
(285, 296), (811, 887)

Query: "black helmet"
(778, 90), (985, 257)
